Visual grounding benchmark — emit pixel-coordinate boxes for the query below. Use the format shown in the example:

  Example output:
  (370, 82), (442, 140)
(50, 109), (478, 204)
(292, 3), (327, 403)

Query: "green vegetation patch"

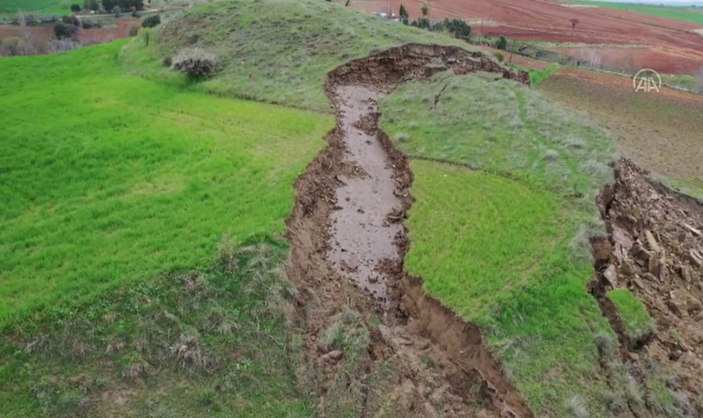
(381, 72), (626, 416)
(381, 72), (614, 210)
(0, 241), (313, 417)
(0, 0), (68, 15)
(120, 0), (469, 112)
(0, 41), (330, 328)
(606, 288), (655, 341)
(565, 1), (703, 24)
(528, 63), (560, 87)
(406, 161), (564, 318)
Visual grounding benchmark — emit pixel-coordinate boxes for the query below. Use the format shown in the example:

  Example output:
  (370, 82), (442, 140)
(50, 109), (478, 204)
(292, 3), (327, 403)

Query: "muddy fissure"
(285, 44), (532, 417)
(590, 160), (703, 416)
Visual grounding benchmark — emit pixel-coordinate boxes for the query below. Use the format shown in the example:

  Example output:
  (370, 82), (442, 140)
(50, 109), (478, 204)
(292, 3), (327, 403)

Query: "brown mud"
(591, 159), (703, 417)
(285, 44), (532, 417)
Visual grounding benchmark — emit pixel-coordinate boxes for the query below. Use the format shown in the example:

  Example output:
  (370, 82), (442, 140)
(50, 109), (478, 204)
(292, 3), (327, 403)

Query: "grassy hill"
(2, 0), (691, 416)
(120, 0), (468, 112)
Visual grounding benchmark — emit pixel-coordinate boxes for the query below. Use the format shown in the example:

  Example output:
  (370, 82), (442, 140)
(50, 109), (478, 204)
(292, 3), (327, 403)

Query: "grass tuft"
(606, 288), (655, 342)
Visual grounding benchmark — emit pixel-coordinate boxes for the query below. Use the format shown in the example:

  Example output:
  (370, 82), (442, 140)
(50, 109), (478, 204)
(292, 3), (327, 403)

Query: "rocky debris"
(593, 159), (703, 411)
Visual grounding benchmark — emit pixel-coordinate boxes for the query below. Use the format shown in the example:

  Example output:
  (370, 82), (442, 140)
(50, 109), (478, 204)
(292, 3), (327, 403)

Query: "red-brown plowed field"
(351, 0), (703, 74)
(0, 18), (135, 50)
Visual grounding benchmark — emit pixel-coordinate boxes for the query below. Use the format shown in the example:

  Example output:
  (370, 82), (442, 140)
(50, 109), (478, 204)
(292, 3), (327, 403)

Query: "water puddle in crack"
(328, 85), (403, 310)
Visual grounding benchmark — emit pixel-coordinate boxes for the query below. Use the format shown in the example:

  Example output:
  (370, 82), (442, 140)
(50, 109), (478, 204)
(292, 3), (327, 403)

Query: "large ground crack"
(589, 160), (703, 417)
(286, 44), (532, 417)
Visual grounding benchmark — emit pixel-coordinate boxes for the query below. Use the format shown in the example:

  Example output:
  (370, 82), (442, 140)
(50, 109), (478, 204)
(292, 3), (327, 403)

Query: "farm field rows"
(351, 0), (703, 75)
(538, 66), (703, 197)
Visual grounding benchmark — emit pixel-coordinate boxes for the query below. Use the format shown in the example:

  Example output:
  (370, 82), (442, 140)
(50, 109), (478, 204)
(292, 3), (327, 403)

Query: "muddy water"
(328, 85), (402, 310)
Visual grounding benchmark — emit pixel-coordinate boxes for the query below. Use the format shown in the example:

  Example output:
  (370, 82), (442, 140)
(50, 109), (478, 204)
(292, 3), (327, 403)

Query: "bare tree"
(570, 18), (579, 31)
(18, 12), (38, 54)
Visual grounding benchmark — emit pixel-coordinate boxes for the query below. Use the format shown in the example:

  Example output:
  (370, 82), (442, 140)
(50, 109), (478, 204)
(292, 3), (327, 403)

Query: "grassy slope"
(0, 41), (330, 326)
(120, 0), (468, 112)
(1, 242), (312, 417)
(380, 73), (627, 416)
(0, 0), (68, 15)
(566, 1), (703, 24)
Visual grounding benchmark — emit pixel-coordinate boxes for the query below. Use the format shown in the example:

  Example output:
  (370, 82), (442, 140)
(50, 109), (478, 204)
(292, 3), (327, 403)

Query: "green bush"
(83, 0), (99, 11)
(70, 3), (81, 12)
(172, 47), (218, 79)
(53, 22), (74, 39)
(142, 14), (161, 28)
(495, 35), (508, 50)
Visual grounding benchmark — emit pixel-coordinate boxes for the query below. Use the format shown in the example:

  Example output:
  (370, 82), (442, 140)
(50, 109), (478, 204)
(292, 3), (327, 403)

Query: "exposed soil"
(540, 67), (703, 191)
(285, 44), (532, 417)
(0, 19), (136, 54)
(590, 159), (703, 416)
(351, 0), (703, 75)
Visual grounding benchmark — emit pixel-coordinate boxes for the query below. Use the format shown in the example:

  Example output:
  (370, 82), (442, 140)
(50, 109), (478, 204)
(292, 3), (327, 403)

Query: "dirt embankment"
(590, 160), (703, 416)
(285, 44), (531, 417)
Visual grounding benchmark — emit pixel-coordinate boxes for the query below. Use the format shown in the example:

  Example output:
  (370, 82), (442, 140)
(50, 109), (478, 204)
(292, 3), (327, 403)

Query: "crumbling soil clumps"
(592, 159), (703, 415)
(286, 44), (532, 417)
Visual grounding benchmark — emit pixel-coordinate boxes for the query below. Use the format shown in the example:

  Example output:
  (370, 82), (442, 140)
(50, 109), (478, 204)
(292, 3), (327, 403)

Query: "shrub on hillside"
(129, 24), (139, 36)
(172, 48), (218, 79)
(71, 4), (81, 12)
(53, 22), (75, 39)
(0, 37), (29, 56)
(83, 0), (100, 12)
(142, 14), (161, 28)
(496, 36), (508, 50)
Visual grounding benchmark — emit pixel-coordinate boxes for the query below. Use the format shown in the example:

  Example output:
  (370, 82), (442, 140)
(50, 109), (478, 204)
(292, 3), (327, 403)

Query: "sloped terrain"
(3, 0), (703, 416)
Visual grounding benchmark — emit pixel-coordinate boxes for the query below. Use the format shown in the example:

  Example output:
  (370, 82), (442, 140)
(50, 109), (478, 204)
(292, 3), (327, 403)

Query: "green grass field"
(0, 41), (330, 326)
(0, 0), (69, 14)
(566, 1), (703, 24)
(0, 38), (330, 416)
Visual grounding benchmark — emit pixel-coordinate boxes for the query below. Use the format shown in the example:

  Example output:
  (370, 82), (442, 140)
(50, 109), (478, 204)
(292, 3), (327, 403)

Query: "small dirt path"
(286, 44), (532, 417)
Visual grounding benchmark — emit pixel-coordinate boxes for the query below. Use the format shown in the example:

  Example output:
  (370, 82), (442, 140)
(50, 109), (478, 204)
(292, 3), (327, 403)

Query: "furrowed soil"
(591, 160), (703, 416)
(351, 0), (703, 75)
(285, 44), (532, 417)
(539, 67), (703, 195)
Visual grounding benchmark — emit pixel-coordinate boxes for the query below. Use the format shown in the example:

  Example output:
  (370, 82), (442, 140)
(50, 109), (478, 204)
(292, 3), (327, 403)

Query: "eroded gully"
(285, 44), (532, 417)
